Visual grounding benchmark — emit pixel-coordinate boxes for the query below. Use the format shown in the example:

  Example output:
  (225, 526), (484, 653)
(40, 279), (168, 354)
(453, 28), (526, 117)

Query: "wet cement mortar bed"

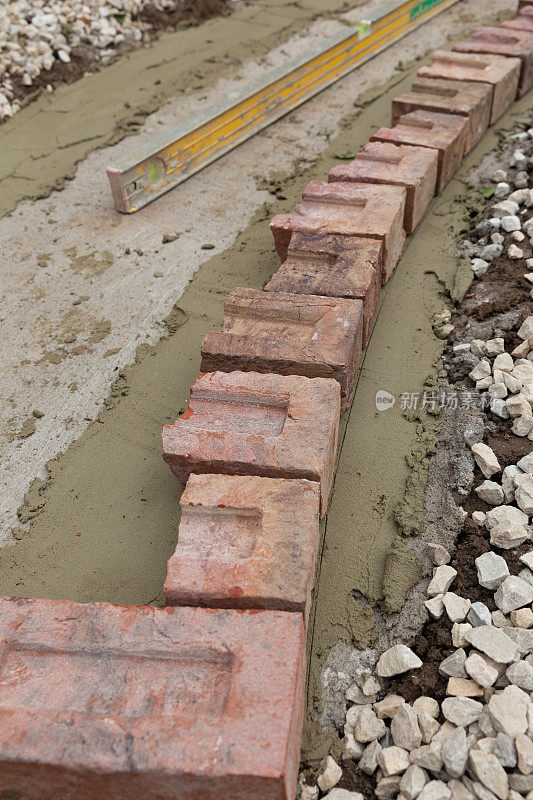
(323, 119), (533, 799)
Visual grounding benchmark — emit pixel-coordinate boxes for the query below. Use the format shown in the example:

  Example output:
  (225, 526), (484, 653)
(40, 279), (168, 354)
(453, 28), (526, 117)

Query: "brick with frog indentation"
(0, 596), (305, 800)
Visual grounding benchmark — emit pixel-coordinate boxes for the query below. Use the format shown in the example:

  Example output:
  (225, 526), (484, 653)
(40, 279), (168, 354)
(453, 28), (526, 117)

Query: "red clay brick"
(391, 77), (492, 155)
(270, 180), (406, 282)
(418, 50), (521, 123)
(328, 141), (437, 233)
(0, 596), (305, 800)
(502, 6), (533, 33)
(200, 288), (363, 411)
(264, 233), (382, 345)
(162, 370), (340, 514)
(453, 27), (533, 98)
(370, 109), (468, 194)
(165, 473), (320, 615)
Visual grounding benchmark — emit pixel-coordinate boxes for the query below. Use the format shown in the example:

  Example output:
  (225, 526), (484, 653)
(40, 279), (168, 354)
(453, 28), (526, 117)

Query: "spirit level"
(107, 0), (460, 213)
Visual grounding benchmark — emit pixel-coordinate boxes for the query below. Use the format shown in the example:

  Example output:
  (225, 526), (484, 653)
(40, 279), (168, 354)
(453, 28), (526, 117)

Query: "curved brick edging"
(1, 5), (532, 798)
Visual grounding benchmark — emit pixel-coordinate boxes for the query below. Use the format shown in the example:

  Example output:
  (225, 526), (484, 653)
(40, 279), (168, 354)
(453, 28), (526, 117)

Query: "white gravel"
(0, 0), (217, 120)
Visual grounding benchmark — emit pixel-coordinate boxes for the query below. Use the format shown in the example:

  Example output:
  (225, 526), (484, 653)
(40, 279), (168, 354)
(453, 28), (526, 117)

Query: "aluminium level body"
(107, 0), (461, 213)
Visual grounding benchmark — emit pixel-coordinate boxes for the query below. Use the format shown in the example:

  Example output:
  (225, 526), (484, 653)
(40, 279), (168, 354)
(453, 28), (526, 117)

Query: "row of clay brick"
(156, 10), (533, 797)
(194, 43), (531, 420)
(2, 8), (532, 800)
(163, 47), (530, 493)
(160, 58), (520, 613)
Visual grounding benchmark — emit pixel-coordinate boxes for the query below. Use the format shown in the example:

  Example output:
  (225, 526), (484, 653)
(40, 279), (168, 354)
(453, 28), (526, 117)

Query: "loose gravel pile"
(0, 0), (231, 120)
(298, 129), (533, 800)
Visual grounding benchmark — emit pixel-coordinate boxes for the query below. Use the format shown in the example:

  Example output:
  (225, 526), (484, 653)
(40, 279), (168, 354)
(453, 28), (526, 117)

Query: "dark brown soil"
(137, 0), (229, 27)
(337, 760), (378, 795)
(485, 428), (532, 467)
(10, 0), (232, 105)
(459, 260), (531, 324)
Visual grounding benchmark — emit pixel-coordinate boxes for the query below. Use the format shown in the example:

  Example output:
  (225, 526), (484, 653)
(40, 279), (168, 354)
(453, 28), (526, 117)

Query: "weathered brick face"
(391, 77), (492, 154)
(452, 27), (533, 98)
(328, 141), (438, 233)
(200, 288), (363, 410)
(502, 6), (533, 33)
(0, 597), (306, 800)
(417, 50), (521, 123)
(165, 473), (320, 615)
(270, 180), (406, 282)
(370, 109), (469, 194)
(264, 233), (382, 344)
(162, 370), (340, 514)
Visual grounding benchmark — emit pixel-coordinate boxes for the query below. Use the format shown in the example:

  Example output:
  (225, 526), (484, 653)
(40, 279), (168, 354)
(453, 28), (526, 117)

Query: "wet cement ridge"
(0, 0), (357, 219)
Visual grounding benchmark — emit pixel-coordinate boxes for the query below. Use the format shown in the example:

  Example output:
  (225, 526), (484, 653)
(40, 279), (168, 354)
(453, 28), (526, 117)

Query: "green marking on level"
(409, 0), (446, 20)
